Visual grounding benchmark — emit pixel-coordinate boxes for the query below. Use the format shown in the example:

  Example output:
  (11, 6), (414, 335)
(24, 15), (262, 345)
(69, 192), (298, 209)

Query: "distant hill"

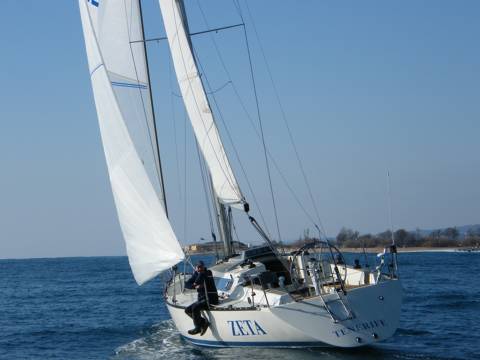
(414, 224), (480, 238)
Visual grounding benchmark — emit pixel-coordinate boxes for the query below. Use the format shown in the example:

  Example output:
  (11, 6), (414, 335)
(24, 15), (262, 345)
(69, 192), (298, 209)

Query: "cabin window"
(215, 277), (233, 291)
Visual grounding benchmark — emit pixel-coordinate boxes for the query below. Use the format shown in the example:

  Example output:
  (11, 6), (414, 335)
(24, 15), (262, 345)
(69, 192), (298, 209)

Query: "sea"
(1, 252), (479, 360)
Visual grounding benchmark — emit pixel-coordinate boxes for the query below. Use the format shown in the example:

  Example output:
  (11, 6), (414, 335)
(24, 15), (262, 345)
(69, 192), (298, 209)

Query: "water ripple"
(1, 253), (478, 360)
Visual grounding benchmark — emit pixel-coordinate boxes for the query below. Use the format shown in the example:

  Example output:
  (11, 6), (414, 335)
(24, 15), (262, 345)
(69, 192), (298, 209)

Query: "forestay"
(79, 0), (184, 285)
(159, 0), (244, 207)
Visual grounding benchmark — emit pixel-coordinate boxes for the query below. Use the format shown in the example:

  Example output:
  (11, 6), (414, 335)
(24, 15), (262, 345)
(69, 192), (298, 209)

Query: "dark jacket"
(185, 268), (219, 305)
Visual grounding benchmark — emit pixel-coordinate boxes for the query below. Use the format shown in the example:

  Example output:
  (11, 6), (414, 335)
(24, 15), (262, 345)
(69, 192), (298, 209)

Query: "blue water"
(1, 252), (479, 359)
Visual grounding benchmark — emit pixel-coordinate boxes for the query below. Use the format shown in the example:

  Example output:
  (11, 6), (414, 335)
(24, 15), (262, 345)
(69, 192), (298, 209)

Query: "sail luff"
(158, 0), (244, 207)
(79, 0), (184, 285)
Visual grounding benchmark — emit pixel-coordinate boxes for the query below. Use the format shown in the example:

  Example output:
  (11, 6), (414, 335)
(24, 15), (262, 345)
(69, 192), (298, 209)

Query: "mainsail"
(79, 0), (184, 285)
(159, 0), (244, 207)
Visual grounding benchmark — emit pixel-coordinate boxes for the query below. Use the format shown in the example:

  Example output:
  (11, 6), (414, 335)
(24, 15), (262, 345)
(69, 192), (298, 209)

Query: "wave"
(427, 299), (480, 310)
(112, 322), (460, 360)
(113, 320), (201, 360)
(396, 328), (433, 337)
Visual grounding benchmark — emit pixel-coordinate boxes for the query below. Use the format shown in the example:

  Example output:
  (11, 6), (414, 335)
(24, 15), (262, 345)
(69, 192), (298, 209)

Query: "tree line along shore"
(186, 226), (480, 254)
(331, 226), (480, 249)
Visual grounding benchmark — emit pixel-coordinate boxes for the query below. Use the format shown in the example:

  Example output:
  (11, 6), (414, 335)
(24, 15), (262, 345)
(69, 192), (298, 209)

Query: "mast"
(176, 0), (236, 257)
(138, 0), (169, 216)
(211, 179), (234, 258)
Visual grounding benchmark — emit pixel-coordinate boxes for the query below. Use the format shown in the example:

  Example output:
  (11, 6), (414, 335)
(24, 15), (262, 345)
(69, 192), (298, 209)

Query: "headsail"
(159, 0), (244, 207)
(79, 0), (184, 285)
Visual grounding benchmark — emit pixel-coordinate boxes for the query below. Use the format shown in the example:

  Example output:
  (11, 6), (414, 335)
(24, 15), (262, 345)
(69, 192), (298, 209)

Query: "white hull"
(166, 279), (402, 348)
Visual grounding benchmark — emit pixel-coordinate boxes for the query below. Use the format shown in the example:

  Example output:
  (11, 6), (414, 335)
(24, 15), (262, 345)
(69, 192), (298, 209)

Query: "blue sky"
(1, 0), (479, 258)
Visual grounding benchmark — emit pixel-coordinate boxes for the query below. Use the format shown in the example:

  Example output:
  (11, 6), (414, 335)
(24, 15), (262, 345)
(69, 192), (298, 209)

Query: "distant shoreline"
(187, 246), (479, 256)
(338, 246), (478, 253)
(3, 247), (476, 261)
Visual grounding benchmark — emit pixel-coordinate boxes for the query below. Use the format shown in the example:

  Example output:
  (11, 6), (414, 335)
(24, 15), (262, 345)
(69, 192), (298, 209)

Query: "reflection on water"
(112, 320), (437, 360)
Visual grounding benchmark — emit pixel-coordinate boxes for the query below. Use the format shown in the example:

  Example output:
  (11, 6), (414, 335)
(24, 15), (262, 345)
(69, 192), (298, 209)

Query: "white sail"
(159, 0), (244, 207)
(79, 0), (184, 285)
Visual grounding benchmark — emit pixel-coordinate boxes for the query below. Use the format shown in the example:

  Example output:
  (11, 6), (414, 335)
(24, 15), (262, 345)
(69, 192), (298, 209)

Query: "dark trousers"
(185, 299), (208, 329)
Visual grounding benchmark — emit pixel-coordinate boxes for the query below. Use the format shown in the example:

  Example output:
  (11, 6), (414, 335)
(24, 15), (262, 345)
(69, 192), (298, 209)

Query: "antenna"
(387, 170), (395, 245)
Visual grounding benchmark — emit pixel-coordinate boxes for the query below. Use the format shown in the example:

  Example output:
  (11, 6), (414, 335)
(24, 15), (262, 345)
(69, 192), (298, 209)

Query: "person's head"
(195, 260), (206, 272)
(354, 259), (360, 265)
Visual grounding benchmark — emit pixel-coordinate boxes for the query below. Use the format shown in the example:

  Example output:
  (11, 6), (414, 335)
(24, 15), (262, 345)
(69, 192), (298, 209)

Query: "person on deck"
(353, 259), (362, 269)
(336, 254), (345, 265)
(184, 261), (219, 336)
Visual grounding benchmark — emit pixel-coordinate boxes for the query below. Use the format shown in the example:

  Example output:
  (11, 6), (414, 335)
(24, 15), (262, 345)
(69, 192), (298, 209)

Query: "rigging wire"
(168, 57), (183, 200)
(387, 170), (395, 245)
(232, 0), (329, 240)
(230, 1), (283, 243)
(196, 0), (326, 241)
(231, 212), (241, 245)
(242, 0), (327, 238)
(192, 2), (272, 236)
(124, 0), (168, 211)
(198, 62), (320, 240)
(195, 138), (219, 260)
(171, 51), (219, 258)
(206, 81), (232, 95)
(162, 0), (327, 245)
(169, 2), (242, 202)
(182, 109), (188, 242)
(228, 207), (236, 254)
(232, 85), (324, 238)
(191, 53), (271, 237)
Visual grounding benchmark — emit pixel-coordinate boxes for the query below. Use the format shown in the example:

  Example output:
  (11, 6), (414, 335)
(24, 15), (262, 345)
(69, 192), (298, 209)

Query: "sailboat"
(79, 0), (402, 348)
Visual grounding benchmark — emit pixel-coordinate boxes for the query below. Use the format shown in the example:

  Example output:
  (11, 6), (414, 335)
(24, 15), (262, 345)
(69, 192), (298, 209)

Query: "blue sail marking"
(111, 81), (148, 90)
